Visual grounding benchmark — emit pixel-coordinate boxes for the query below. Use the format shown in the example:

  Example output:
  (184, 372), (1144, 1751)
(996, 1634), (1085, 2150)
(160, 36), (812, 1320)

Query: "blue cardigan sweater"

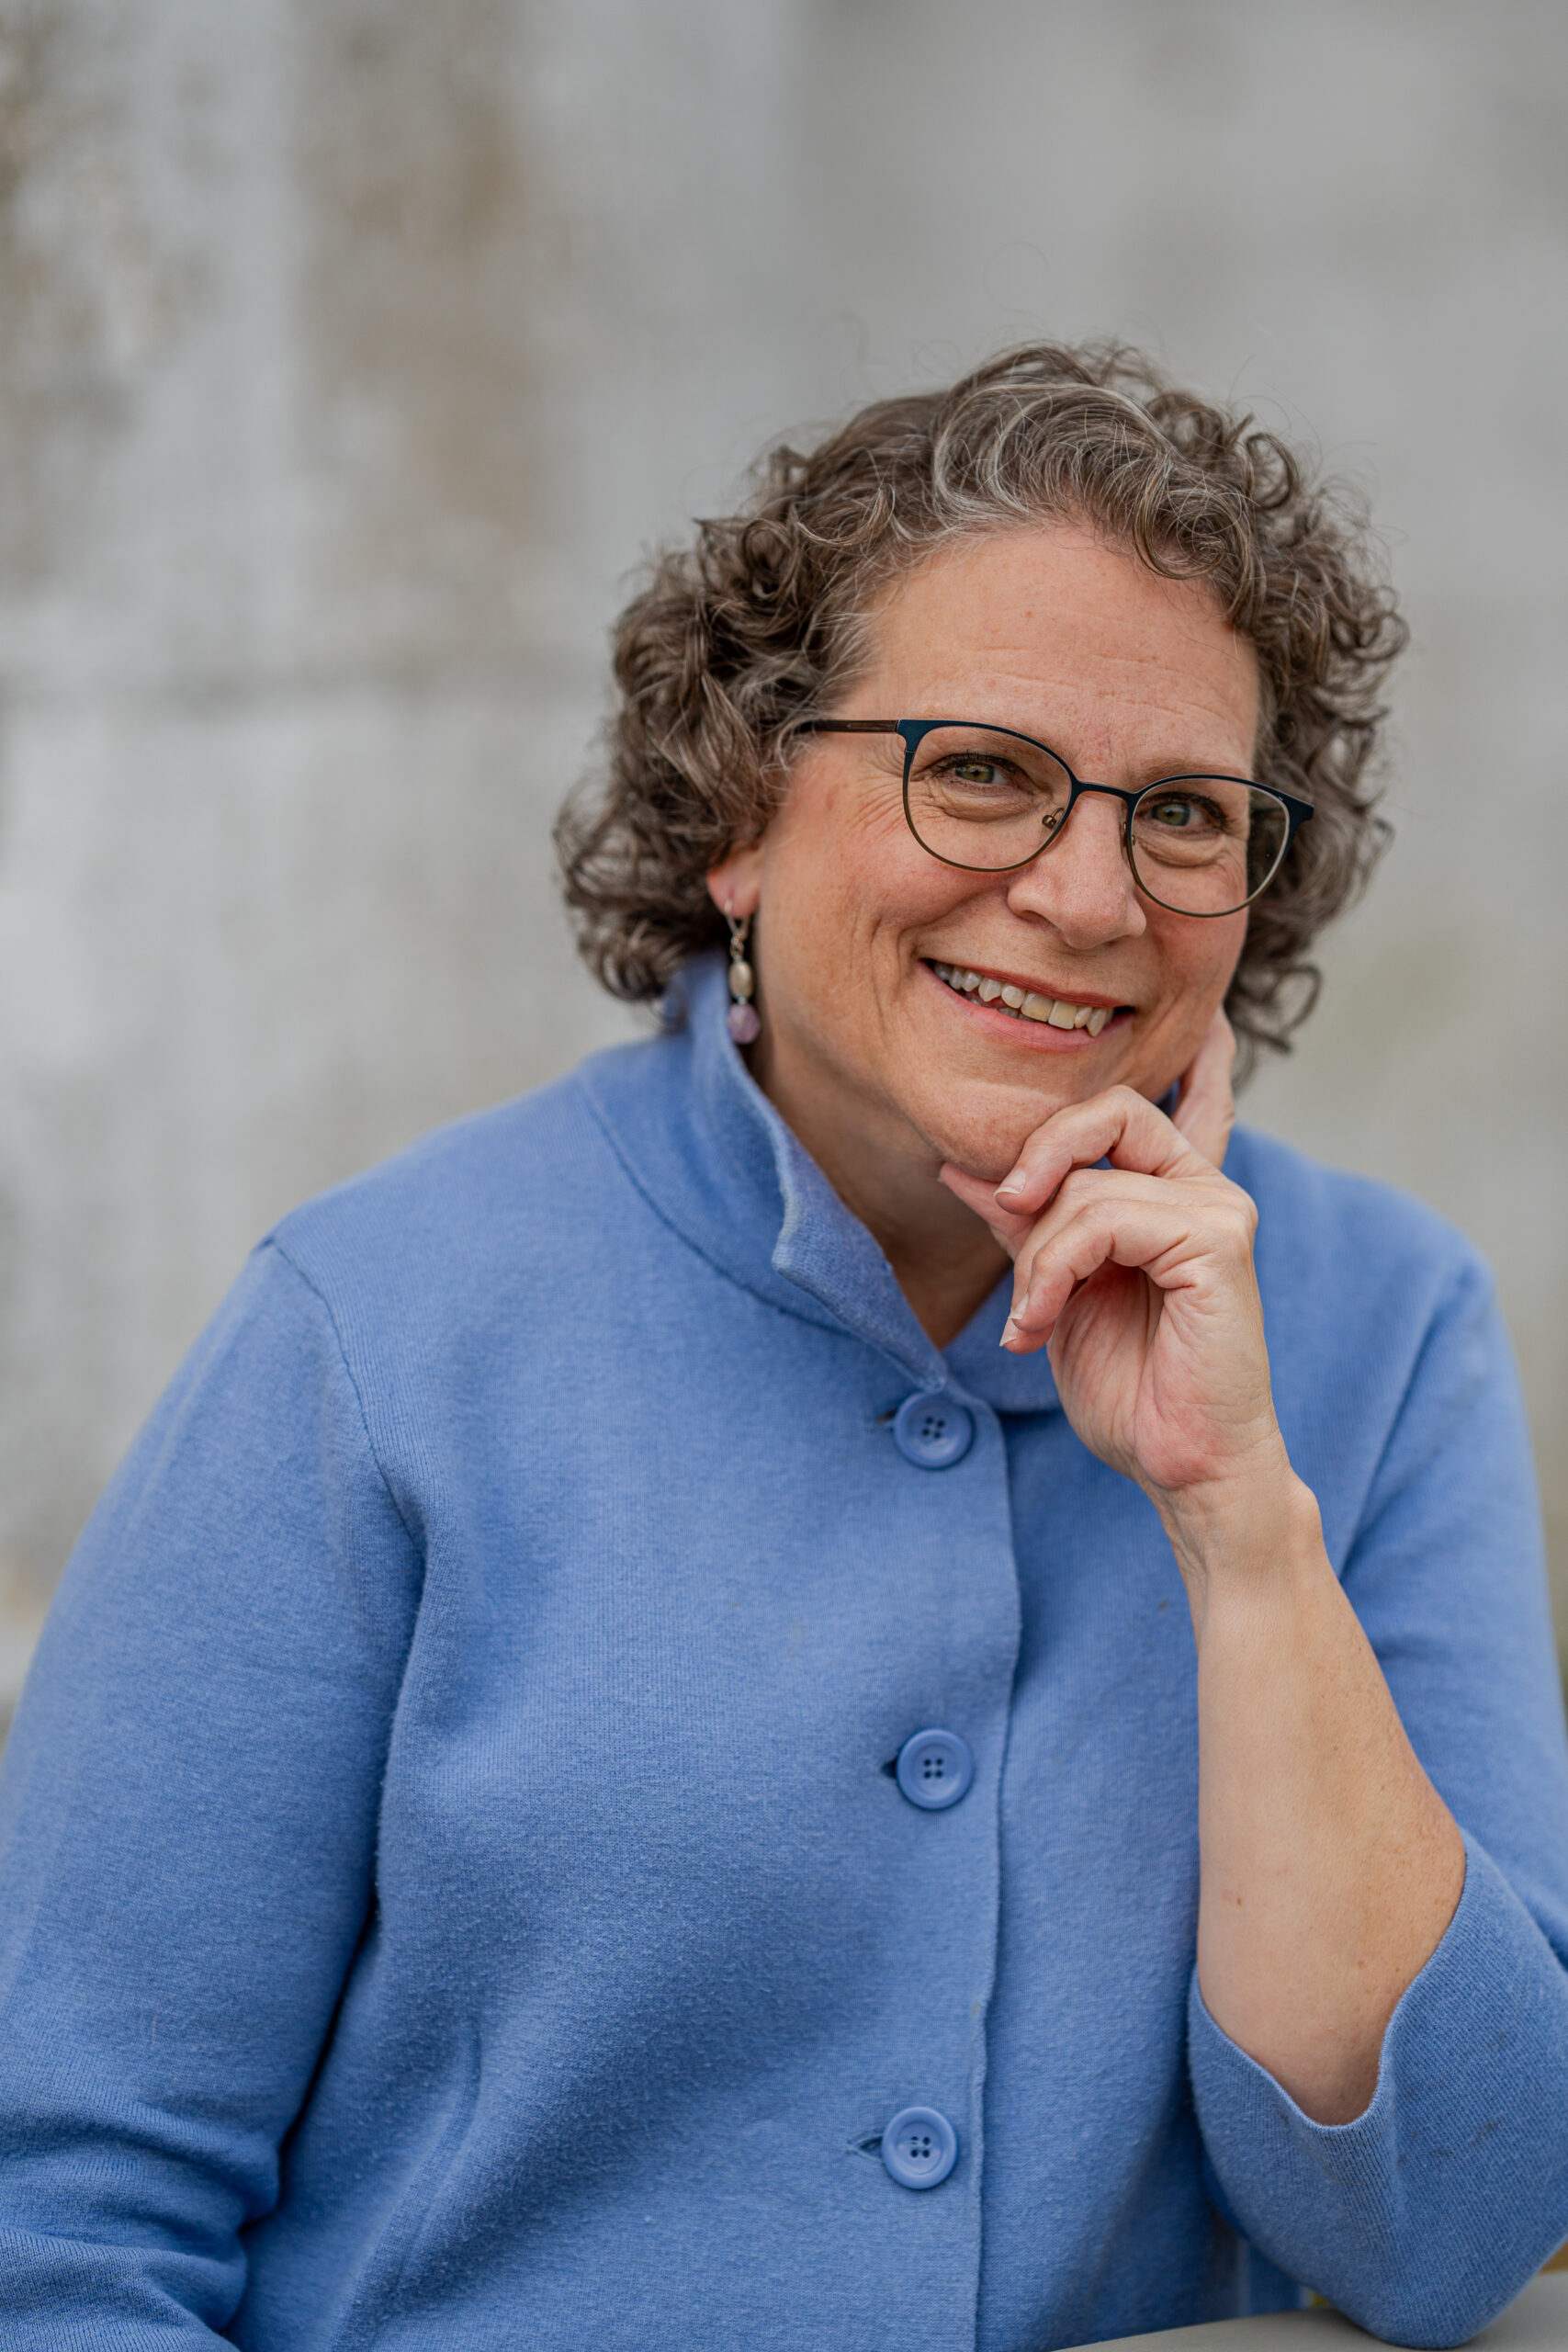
(4, 957), (1568, 2351)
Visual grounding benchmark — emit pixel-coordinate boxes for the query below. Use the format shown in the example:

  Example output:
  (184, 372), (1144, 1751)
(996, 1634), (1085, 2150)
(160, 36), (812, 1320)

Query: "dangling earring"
(725, 912), (760, 1044)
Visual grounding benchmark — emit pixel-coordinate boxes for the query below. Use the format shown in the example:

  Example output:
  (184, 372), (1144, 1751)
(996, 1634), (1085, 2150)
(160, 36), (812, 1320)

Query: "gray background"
(1, 0), (1564, 1726)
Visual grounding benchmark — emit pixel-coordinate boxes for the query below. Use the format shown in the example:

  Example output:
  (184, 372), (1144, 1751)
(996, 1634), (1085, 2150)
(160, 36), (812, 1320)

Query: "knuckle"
(1221, 1181), (1259, 1236)
(1218, 1205), (1258, 1259)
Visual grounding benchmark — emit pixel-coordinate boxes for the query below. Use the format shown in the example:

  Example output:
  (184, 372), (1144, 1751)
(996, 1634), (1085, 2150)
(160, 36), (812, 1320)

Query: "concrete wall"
(2, 0), (1565, 1718)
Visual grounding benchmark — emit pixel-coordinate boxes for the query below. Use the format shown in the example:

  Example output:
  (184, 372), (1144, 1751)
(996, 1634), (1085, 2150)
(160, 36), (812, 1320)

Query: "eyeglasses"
(796, 718), (1314, 919)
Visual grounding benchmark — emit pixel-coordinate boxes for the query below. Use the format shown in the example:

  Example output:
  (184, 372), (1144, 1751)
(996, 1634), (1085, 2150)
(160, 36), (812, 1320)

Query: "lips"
(929, 960), (1121, 1035)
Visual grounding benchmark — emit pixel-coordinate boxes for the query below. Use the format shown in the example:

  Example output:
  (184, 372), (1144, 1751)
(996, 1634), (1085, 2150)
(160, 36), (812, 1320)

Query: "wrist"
(1151, 1450), (1325, 1611)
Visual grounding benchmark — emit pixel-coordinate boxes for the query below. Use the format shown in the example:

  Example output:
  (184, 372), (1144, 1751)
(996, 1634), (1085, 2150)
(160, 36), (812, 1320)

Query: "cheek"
(1146, 908), (1247, 1017)
(762, 772), (962, 949)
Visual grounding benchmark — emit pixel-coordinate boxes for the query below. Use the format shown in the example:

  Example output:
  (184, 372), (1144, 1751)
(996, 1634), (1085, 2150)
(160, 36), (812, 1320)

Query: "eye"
(1144, 793), (1219, 832)
(924, 752), (1037, 808)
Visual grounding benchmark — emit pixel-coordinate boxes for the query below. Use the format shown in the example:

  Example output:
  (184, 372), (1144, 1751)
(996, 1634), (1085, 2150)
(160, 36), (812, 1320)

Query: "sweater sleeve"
(0, 1241), (423, 2348)
(1190, 1248), (1568, 2348)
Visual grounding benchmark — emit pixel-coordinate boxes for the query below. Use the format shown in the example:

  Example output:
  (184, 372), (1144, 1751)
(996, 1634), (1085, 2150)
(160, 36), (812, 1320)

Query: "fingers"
(1002, 1172), (1257, 1350)
(943, 1008), (1238, 1297)
(1003, 1208), (1134, 1351)
(1171, 1007), (1236, 1170)
(993, 1084), (1212, 1221)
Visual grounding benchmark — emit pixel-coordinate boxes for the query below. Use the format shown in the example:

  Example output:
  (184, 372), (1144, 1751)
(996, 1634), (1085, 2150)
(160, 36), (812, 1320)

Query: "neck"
(749, 1031), (1009, 1351)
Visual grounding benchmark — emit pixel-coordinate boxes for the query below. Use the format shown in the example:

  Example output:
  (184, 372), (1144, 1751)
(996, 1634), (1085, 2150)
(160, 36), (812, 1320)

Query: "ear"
(705, 843), (763, 921)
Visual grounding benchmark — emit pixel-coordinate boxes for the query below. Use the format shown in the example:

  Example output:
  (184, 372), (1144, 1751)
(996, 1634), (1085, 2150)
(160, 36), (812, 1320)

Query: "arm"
(942, 1022), (1568, 2339)
(0, 1243), (421, 2346)
(1165, 1445), (1463, 2124)
(1183, 1236), (1568, 2342)
(945, 1024), (1463, 2121)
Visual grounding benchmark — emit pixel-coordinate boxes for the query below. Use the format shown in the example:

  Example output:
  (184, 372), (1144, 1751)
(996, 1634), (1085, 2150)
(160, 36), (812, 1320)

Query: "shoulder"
(1227, 1122), (1486, 1312)
(262, 1034), (678, 1342)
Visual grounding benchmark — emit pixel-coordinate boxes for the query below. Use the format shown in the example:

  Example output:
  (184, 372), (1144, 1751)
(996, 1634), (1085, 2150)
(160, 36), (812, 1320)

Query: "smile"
(928, 960), (1121, 1035)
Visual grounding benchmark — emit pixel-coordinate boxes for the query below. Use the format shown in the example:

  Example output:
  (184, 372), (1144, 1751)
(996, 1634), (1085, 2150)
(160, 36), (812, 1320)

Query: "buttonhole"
(852, 2133), (884, 2157)
(873, 1409), (897, 1427)
(880, 1757), (899, 1779)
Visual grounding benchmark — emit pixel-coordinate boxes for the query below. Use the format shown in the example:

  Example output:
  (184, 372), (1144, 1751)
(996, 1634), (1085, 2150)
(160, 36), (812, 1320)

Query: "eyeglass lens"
(903, 726), (1290, 915)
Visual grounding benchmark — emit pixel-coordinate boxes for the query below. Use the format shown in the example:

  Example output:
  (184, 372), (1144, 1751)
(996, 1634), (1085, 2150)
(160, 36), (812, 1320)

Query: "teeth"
(931, 961), (1118, 1034)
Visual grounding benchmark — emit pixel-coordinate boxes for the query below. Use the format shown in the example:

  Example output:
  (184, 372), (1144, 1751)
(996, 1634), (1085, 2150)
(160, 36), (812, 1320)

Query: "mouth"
(926, 959), (1128, 1037)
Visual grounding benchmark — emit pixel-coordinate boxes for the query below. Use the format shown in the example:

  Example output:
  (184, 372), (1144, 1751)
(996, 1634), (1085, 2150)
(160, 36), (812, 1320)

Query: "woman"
(3, 344), (1567, 2352)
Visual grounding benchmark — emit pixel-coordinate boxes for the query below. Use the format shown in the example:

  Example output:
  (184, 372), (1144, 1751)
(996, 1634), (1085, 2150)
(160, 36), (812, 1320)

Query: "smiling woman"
(694, 524), (1269, 1345)
(560, 342), (1399, 1069)
(4, 345), (1568, 2352)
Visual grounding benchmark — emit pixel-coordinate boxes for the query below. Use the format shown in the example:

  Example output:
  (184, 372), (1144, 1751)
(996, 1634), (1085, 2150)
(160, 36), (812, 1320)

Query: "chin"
(913, 1088), (1073, 1184)
(910, 1050), (1182, 1181)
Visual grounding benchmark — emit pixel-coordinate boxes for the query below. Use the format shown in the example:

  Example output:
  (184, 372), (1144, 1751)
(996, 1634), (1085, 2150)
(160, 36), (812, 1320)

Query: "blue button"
(896, 1727), (975, 1811)
(892, 1392), (974, 1469)
(882, 2106), (958, 2190)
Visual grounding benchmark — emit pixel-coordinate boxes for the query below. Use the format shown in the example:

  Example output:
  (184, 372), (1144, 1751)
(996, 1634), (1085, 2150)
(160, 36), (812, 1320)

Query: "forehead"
(861, 523), (1259, 763)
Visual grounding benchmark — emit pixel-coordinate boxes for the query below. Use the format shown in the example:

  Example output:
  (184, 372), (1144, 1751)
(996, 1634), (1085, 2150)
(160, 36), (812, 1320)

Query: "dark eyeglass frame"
(795, 718), (1314, 919)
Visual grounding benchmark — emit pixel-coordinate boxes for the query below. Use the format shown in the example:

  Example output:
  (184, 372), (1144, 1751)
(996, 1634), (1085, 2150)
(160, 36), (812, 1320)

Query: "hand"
(939, 1011), (1285, 1507)
(950, 1012), (1468, 2128)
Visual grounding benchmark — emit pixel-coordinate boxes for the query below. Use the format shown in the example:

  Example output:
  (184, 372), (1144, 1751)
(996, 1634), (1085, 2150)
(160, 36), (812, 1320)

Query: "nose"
(1002, 785), (1146, 946)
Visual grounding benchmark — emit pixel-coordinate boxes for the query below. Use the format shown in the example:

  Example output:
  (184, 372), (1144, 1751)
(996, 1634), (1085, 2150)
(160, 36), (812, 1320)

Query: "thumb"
(1171, 1006), (1236, 1170)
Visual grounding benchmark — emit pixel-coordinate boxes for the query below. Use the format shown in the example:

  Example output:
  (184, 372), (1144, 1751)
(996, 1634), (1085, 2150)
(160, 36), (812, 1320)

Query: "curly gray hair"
(557, 340), (1406, 1068)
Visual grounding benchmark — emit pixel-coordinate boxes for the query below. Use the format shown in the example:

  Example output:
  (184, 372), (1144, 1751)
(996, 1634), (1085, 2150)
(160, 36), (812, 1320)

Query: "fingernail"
(995, 1175), (1025, 1203)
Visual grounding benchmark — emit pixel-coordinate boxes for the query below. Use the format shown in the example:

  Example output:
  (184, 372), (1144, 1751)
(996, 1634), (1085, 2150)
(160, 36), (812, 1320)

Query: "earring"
(725, 912), (760, 1044)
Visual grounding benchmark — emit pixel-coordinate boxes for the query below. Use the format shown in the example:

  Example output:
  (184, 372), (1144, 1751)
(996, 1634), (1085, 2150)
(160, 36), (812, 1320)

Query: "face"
(710, 522), (1261, 1183)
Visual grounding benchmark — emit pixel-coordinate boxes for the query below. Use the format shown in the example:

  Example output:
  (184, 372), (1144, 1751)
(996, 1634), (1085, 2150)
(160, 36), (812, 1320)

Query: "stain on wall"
(0, 5), (143, 595)
(295, 0), (551, 671)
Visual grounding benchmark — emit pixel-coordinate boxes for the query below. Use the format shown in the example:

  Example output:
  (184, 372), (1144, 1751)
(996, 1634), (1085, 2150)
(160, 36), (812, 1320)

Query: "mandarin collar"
(578, 954), (1060, 1414)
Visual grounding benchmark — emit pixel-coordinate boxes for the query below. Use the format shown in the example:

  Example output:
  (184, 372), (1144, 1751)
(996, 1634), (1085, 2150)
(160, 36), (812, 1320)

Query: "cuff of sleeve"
(1190, 1835), (1568, 2348)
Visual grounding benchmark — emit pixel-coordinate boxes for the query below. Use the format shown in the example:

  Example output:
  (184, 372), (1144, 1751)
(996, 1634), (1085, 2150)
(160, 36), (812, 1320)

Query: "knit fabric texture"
(2, 954), (1566, 2350)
